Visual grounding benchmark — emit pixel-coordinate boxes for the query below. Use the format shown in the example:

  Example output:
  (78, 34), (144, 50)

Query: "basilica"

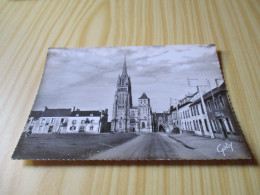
(111, 57), (153, 133)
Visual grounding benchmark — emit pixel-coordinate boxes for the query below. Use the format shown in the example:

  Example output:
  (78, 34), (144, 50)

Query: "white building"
(173, 90), (213, 137)
(25, 107), (107, 134)
(67, 110), (102, 133)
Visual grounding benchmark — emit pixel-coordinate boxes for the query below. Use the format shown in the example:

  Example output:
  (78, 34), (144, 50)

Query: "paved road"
(91, 133), (206, 160)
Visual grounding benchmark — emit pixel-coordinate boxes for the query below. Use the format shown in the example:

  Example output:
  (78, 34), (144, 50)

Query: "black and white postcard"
(12, 45), (251, 160)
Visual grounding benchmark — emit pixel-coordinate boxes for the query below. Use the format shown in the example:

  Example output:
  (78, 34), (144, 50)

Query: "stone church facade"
(111, 57), (153, 133)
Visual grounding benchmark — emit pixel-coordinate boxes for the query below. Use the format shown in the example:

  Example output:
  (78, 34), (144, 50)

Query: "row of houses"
(170, 82), (243, 141)
(24, 107), (108, 134)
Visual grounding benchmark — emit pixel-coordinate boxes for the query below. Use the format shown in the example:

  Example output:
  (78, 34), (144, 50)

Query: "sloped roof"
(138, 93), (149, 99)
(71, 110), (101, 117)
(42, 109), (72, 117)
(190, 82), (226, 106)
(29, 111), (43, 118)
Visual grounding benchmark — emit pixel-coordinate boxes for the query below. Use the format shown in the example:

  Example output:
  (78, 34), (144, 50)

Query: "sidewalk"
(168, 133), (251, 159)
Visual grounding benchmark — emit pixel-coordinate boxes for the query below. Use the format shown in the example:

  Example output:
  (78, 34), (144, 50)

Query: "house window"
(223, 118), (231, 132)
(219, 95), (225, 108)
(196, 105), (199, 115)
(58, 126), (62, 132)
(210, 120), (216, 132)
(48, 126), (53, 133)
(213, 120), (219, 131)
(194, 106), (197, 116)
(190, 122), (192, 130)
(201, 103), (205, 114)
(227, 118), (234, 132)
(41, 119), (46, 123)
(207, 101), (212, 111)
(196, 120), (199, 131)
(51, 118), (55, 124)
(214, 101), (219, 110)
(199, 120), (203, 131)
(142, 122), (145, 128)
(38, 125), (43, 132)
(70, 126), (76, 131)
(204, 119), (209, 132)
(193, 120), (196, 130)
(212, 119), (219, 132)
(79, 126), (85, 132)
(60, 118), (65, 123)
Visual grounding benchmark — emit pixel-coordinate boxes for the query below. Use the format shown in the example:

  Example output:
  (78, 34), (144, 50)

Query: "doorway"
(159, 125), (165, 132)
(48, 126), (53, 133)
(218, 119), (228, 138)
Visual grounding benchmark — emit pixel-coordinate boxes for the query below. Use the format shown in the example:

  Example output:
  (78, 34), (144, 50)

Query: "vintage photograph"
(12, 45), (251, 160)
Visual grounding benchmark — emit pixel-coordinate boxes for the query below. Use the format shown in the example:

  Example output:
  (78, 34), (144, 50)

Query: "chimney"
(44, 106), (48, 111)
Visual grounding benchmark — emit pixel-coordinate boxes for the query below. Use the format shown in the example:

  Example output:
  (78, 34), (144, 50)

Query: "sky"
(32, 45), (223, 121)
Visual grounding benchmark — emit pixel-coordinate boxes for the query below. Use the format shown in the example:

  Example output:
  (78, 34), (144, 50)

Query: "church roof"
(138, 93), (149, 99)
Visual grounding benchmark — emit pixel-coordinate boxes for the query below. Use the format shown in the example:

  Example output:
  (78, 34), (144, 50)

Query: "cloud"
(33, 45), (222, 121)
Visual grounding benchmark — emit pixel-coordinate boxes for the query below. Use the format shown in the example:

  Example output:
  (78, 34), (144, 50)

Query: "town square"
(12, 45), (250, 160)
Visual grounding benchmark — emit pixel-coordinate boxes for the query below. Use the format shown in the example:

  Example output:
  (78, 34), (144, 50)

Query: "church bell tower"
(111, 56), (132, 132)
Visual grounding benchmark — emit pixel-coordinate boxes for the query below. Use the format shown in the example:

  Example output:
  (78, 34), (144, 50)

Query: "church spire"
(121, 55), (127, 77)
